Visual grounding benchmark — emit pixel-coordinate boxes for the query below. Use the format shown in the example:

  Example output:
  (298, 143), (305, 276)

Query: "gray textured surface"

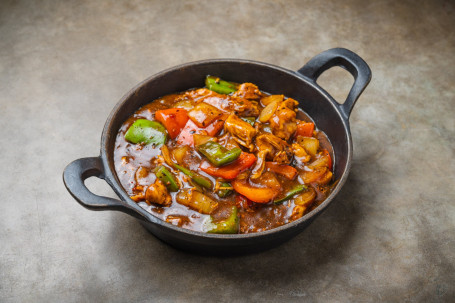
(1, 0), (454, 302)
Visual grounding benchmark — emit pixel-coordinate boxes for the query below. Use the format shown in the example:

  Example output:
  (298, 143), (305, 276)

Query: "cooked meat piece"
(270, 98), (298, 141)
(184, 88), (216, 102)
(251, 133), (292, 179)
(282, 98), (299, 109)
(203, 95), (260, 117)
(230, 97), (260, 117)
(165, 215), (190, 227)
(233, 83), (262, 100)
(224, 114), (257, 151)
(145, 179), (171, 206)
(183, 88), (260, 117)
(291, 143), (311, 163)
(257, 133), (291, 161)
(130, 192), (145, 202)
(182, 88), (233, 112)
(290, 205), (306, 221)
(273, 151), (290, 164)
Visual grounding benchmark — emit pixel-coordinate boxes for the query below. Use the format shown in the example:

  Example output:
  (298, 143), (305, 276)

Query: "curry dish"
(114, 76), (334, 234)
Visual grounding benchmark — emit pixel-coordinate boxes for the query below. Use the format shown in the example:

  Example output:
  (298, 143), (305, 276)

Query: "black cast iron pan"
(63, 48), (371, 255)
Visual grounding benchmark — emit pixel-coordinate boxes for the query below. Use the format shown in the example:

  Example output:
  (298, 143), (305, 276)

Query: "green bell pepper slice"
(124, 119), (167, 146)
(205, 76), (237, 94)
(197, 141), (242, 167)
(216, 181), (233, 198)
(274, 184), (307, 204)
(173, 164), (213, 190)
(207, 206), (239, 234)
(155, 165), (179, 192)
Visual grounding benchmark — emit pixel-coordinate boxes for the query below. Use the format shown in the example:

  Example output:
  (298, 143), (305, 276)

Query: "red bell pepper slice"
(265, 162), (298, 180)
(155, 108), (189, 139)
(177, 114), (228, 146)
(199, 152), (256, 180)
(295, 122), (314, 137)
(321, 149), (332, 170)
(231, 179), (278, 203)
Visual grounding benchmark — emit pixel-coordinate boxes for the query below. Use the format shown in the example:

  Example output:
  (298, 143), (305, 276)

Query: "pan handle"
(297, 48), (371, 120)
(63, 157), (145, 220)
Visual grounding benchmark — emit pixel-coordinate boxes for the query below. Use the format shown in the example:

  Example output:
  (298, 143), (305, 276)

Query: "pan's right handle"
(63, 157), (145, 220)
(297, 48), (372, 121)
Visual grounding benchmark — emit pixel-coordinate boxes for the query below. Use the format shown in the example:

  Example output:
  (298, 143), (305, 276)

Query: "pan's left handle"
(297, 48), (372, 120)
(63, 157), (145, 220)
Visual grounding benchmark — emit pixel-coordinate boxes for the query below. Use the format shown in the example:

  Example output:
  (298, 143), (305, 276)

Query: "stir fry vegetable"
(188, 102), (223, 128)
(177, 116), (227, 146)
(125, 119), (167, 146)
(176, 189), (218, 214)
(231, 178), (279, 203)
(155, 108), (189, 139)
(205, 76), (237, 94)
(273, 184), (307, 204)
(295, 122), (314, 137)
(197, 141), (242, 167)
(216, 183), (233, 198)
(174, 164), (213, 190)
(265, 162), (298, 180)
(199, 152), (256, 180)
(206, 206), (239, 234)
(155, 165), (179, 192)
(114, 75), (335, 234)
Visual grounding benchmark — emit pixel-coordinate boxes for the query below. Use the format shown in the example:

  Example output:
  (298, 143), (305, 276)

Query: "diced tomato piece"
(295, 122), (314, 137)
(176, 114), (227, 146)
(231, 179), (278, 203)
(265, 162), (298, 180)
(199, 152), (256, 180)
(155, 108), (189, 139)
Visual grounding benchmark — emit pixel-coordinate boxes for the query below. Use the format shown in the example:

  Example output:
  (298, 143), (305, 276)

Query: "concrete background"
(1, 0), (454, 302)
